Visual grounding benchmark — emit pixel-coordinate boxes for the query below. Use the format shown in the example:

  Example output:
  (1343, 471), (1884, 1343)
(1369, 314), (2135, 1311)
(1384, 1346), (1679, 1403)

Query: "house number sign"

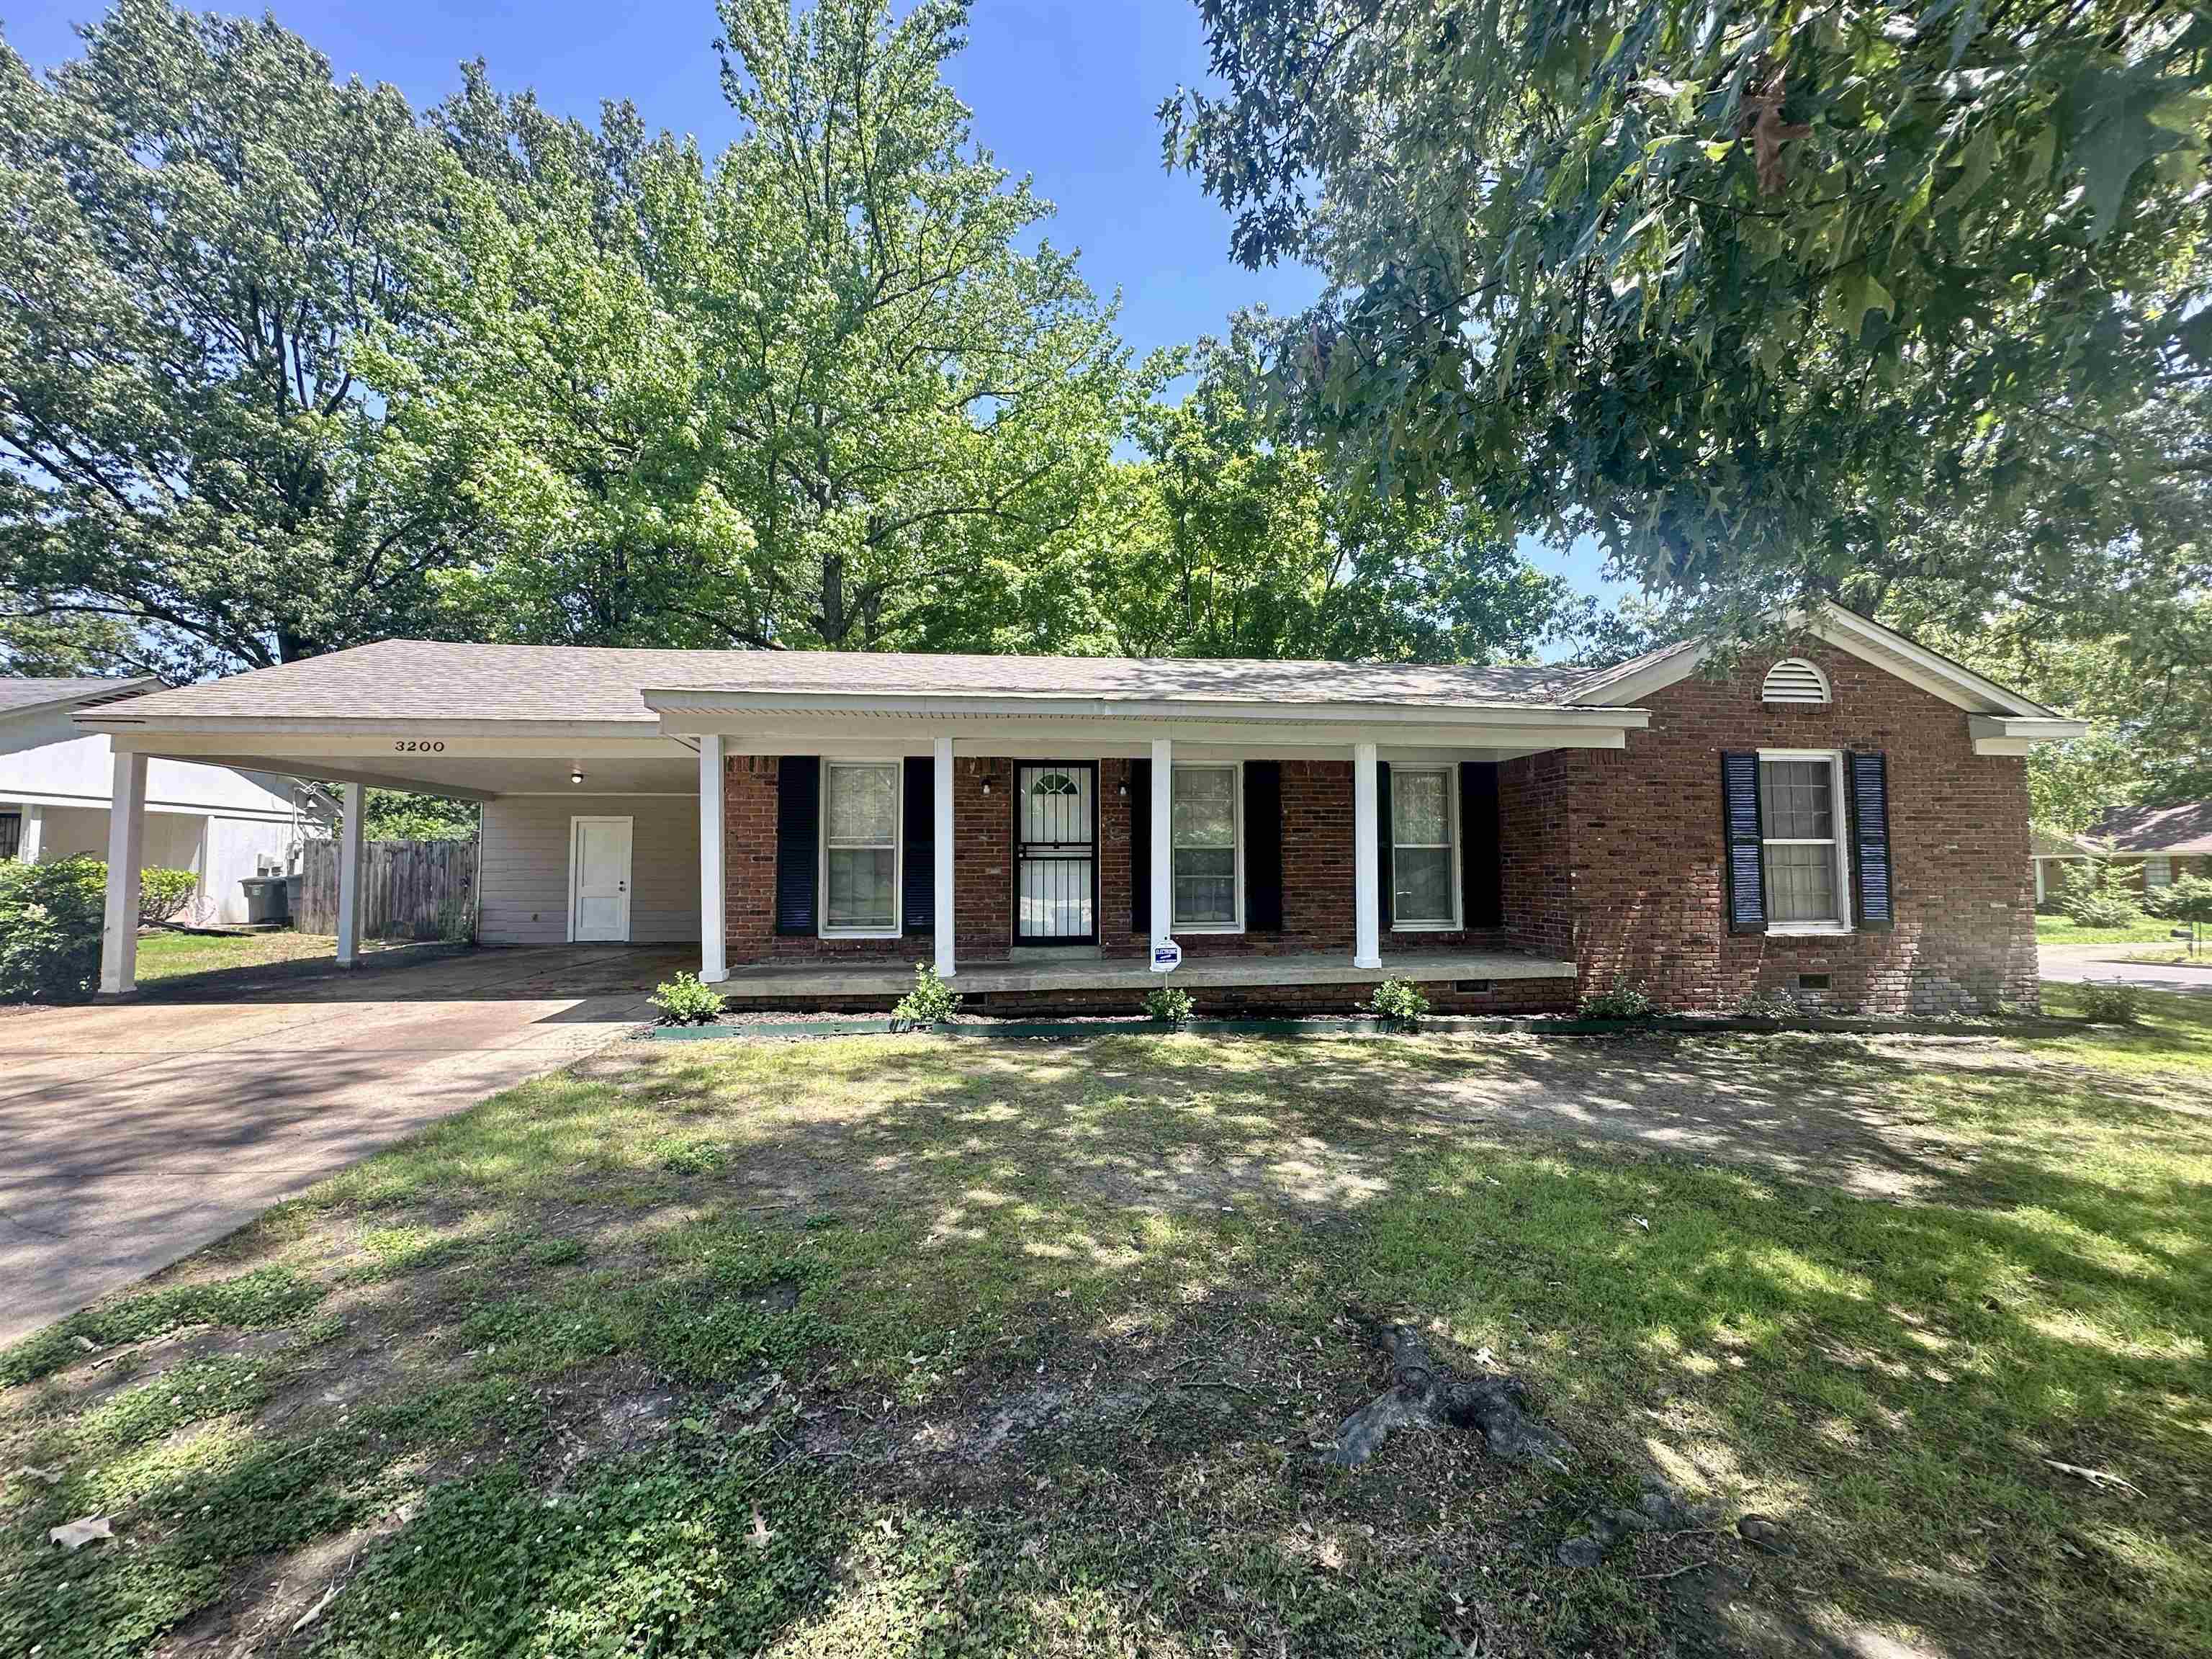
(392, 739), (448, 753)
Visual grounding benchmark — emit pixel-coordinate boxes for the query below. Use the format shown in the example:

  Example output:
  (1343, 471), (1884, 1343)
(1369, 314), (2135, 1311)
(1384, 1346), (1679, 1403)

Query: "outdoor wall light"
(570, 768), (585, 786)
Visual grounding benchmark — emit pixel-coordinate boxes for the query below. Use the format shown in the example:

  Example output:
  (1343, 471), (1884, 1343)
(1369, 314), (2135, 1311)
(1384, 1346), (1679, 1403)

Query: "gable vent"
(1761, 658), (1831, 705)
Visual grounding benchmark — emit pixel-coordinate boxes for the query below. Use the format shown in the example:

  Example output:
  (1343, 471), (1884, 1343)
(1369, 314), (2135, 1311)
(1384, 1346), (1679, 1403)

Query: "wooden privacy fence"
(297, 840), (476, 940)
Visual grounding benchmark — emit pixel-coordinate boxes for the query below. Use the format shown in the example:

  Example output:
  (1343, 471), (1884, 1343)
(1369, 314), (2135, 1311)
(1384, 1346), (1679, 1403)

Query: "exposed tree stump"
(1328, 1311), (1571, 1473)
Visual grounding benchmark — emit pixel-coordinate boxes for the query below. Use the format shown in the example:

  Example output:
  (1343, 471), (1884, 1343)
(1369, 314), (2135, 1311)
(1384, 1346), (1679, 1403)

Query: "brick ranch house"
(76, 603), (2084, 1015)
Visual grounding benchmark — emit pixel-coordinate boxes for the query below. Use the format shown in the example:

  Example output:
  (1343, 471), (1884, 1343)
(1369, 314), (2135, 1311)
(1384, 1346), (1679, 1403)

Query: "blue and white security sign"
(1149, 940), (1182, 974)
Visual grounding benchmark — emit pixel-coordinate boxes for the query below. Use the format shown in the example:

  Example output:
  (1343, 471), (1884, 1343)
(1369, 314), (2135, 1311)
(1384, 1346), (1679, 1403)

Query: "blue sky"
(5, 0), (1628, 612)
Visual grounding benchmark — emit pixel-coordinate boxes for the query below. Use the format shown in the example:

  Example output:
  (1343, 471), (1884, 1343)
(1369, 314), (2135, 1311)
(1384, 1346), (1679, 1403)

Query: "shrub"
(2054, 857), (2142, 928)
(2143, 871), (2212, 943)
(1735, 986), (1800, 1021)
(649, 971), (725, 1025)
(891, 961), (962, 1028)
(1579, 976), (1658, 1021)
(0, 855), (107, 1002)
(1369, 978), (1431, 1026)
(138, 866), (197, 925)
(1144, 984), (1195, 1027)
(439, 889), (477, 946)
(2077, 980), (2141, 1025)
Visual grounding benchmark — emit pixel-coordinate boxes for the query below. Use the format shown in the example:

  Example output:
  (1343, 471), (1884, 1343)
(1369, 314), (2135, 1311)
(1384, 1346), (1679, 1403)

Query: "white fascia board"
(103, 730), (682, 761)
(644, 690), (1647, 730)
(82, 714), (663, 742)
(1969, 714), (2091, 755)
(675, 720), (1635, 755)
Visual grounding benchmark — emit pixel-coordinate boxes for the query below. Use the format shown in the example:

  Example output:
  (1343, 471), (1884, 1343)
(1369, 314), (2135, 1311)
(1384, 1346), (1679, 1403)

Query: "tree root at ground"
(1328, 1310), (1571, 1474)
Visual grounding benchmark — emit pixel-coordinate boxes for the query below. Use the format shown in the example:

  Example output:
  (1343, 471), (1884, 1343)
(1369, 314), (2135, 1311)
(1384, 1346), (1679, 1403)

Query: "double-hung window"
(821, 760), (900, 935)
(1758, 752), (1851, 931)
(1390, 765), (1459, 928)
(1171, 763), (1241, 930)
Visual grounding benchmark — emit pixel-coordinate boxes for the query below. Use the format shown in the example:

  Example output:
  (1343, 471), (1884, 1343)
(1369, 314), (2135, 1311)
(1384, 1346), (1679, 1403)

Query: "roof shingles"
(85, 641), (1614, 725)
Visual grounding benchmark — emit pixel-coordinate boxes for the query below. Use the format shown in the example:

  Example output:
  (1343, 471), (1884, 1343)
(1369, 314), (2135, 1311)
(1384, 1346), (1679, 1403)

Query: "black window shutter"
(1848, 751), (1895, 930)
(902, 755), (934, 932)
(1245, 761), (1283, 932)
(1721, 752), (1768, 935)
(774, 756), (820, 935)
(1375, 760), (1394, 936)
(1129, 758), (1151, 933)
(1459, 760), (1503, 928)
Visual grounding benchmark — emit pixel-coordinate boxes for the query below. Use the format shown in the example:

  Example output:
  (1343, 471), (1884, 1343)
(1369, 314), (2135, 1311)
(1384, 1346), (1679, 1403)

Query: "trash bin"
(240, 876), (289, 925)
(284, 871), (303, 921)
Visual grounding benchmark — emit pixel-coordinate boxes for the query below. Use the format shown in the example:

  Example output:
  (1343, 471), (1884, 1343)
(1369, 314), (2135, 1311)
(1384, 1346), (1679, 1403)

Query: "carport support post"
(15, 803), (40, 863)
(698, 734), (727, 983)
(336, 781), (364, 969)
(97, 750), (147, 997)
(1353, 740), (1381, 971)
(1149, 737), (1174, 956)
(932, 736), (956, 979)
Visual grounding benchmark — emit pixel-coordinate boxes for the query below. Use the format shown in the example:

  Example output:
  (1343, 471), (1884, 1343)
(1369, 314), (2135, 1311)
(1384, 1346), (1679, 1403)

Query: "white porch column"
(97, 752), (147, 997)
(1149, 737), (1174, 953)
(15, 802), (42, 863)
(1352, 740), (1381, 970)
(698, 734), (727, 982)
(932, 736), (956, 979)
(336, 781), (365, 968)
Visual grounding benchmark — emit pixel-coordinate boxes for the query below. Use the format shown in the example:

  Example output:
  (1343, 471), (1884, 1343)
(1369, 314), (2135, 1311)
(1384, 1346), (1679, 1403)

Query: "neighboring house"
(2031, 802), (2212, 905)
(74, 603), (2085, 1014)
(0, 678), (323, 926)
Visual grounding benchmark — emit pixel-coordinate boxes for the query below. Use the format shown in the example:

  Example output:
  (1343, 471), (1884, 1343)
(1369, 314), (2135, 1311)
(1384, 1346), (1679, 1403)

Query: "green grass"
(131, 930), (343, 982)
(2035, 913), (2192, 945)
(4, 1003), (2209, 1658)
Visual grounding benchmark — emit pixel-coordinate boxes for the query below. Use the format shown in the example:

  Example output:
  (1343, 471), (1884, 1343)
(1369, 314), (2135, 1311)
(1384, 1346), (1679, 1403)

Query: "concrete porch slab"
(708, 948), (1576, 1000)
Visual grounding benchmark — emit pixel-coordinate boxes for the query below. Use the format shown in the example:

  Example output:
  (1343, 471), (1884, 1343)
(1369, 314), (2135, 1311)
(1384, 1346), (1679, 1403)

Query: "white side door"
(570, 817), (634, 942)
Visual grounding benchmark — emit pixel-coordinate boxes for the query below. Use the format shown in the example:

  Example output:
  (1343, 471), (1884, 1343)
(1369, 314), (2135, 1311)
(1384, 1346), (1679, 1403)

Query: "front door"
(570, 817), (633, 942)
(1016, 763), (1095, 943)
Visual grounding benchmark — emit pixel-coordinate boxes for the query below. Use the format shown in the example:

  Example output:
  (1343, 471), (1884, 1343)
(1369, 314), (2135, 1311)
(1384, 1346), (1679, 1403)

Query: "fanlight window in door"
(1031, 772), (1078, 796)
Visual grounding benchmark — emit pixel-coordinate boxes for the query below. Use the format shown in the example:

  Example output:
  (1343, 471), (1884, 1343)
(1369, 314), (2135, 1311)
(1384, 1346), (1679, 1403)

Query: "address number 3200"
(392, 739), (447, 753)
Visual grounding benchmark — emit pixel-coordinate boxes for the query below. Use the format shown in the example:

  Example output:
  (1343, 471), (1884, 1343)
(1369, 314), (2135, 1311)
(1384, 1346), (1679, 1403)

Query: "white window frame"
(1171, 762), (1244, 934)
(2144, 855), (2174, 890)
(1389, 763), (1462, 931)
(819, 757), (903, 939)
(1757, 749), (1853, 936)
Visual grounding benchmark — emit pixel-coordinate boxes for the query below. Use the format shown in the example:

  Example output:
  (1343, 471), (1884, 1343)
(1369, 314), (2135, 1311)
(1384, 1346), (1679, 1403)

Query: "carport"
(76, 644), (719, 996)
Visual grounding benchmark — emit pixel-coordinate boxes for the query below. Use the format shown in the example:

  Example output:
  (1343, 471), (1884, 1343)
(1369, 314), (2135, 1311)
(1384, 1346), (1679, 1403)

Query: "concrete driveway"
(2039, 940), (2212, 997)
(0, 945), (688, 1346)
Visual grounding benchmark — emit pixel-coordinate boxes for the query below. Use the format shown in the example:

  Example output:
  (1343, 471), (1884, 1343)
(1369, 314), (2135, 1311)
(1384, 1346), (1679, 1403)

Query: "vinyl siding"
(479, 793), (701, 946)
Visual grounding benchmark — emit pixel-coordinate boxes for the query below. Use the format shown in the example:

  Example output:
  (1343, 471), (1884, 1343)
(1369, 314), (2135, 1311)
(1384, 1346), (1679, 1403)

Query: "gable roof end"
(1568, 602), (2087, 751)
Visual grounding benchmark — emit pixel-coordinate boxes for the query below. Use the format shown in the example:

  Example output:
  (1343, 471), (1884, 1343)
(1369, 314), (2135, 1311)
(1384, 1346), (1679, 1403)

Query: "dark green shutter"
(1375, 760), (1394, 937)
(901, 755), (934, 932)
(1848, 751), (1895, 930)
(1129, 758), (1151, 933)
(1245, 761), (1283, 932)
(775, 756), (820, 935)
(1721, 752), (1768, 935)
(1459, 761), (1503, 928)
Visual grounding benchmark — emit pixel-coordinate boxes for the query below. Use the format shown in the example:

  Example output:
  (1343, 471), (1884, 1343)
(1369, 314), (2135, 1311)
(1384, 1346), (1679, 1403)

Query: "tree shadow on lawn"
(3, 1030), (2207, 1658)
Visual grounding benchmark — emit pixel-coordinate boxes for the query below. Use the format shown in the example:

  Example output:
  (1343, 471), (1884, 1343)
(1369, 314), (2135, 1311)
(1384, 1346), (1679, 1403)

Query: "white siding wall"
(478, 793), (701, 945)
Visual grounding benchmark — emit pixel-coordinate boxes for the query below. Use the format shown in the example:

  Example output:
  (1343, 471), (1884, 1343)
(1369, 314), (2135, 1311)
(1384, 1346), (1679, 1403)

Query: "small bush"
(2077, 981), (2141, 1025)
(138, 866), (197, 925)
(2143, 871), (2212, 939)
(1579, 975), (1658, 1021)
(439, 889), (477, 945)
(892, 961), (962, 1028)
(1735, 986), (1799, 1020)
(2054, 858), (2142, 928)
(1369, 978), (1431, 1026)
(0, 854), (107, 1002)
(649, 971), (725, 1025)
(1145, 984), (1195, 1026)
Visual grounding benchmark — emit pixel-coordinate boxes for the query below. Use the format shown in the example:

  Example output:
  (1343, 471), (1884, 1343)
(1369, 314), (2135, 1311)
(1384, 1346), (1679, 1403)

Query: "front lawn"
(2035, 913), (2191, 945)
(4, 999), (2207, 1658)
(132, 929), (343, 983)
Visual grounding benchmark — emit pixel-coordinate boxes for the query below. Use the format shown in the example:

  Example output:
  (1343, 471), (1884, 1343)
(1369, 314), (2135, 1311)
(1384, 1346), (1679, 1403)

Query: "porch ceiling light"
(570, 767), (585, 786)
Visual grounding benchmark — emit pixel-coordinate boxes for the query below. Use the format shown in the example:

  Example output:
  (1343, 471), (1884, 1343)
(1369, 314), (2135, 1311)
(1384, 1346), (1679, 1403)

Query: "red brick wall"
(1560, 645), (2037, 1015)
